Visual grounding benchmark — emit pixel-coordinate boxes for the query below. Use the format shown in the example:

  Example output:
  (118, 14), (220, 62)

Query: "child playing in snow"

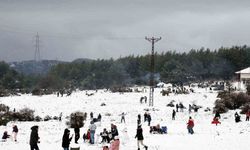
(2, 131), (10, 142)
(211, 117), (221, 126)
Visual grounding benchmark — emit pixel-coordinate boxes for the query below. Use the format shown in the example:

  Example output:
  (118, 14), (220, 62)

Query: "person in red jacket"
(187, 116), (194, 134)
(211, 117), (221, 126)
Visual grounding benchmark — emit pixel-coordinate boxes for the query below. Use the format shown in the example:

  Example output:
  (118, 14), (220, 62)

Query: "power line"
(0, 24), (145, 40)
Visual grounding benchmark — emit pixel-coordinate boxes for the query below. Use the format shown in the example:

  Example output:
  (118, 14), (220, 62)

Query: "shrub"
(66, 111), (86, 128)
(0, 104), (9, 112)
(240, 103), (250, 114)
(32, 88), (42, 96)
(44, 115), (52, 121)
(0, 113), (11, 126)
(16, 108), (35, 121)
(34, 116), (42, 122)
(247, 85), (250, 95)
(214, 92), (250, 113)
(214, 99), (228, 113)
(53, 116), (59, 120)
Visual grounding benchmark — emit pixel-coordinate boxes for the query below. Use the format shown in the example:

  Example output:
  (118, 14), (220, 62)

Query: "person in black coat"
(2, 131), (10, 141)
(137, 114), (141, 126)
(30, 126), (40, 150)
(144, 112), (148, 122)
(12, 125), (18, 142)
(135, 124), (148, 150)
(147, 114), (151, 126)
(172, 109), (176, 120)
(62, 129), (73, 150)
(111, 124), (119, 140)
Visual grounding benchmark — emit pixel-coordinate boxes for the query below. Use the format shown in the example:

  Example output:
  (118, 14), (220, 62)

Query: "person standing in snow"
(144, 112), (148, 122)
(30, 125), (40, 150)
(12, 124), (18, 142)
(187, 117), (194, 134)
(137, 114), (141, 126)
(120, 112), (126, 123)
(74, 127), (80, 144)
(188, 104), (192, 113)
(245, 109), (250, 121)
(147, 113), (151, 126)
(62, 128), (73, 150)
(59, 112), (63, 121)
(172, 109), (176, 120)
(135, 124), (148, 150)
(90, 112), (94, 120)
(234, 112), (241, 123)
(176, 104), (179, 112)
(89, 121), (97, 144)
(110, 136), (120, 150)
(98, 113), (102, 121)
(111, 124), (119, 140)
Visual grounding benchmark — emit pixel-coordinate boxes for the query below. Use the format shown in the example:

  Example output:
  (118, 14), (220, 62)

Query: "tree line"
(1, 45), (250, 91)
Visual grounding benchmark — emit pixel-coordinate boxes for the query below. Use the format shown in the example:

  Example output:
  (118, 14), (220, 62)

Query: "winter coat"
(110, 139), (120, 150)
(187, 119), (194, 128)
(2, 132), (10, 139)
(246, 112), (250, 117)
(89, 123), (97, 131)
(30, 126), (39, 146)
(62, 129), (72, 148)
(147, 115), (151, 122)
(111, 126), (119, 138)
(135, 127), (144, 140)
(74, 128), (80, 134)
(13, 125), (18, 133)
(211, 117), (221, 125)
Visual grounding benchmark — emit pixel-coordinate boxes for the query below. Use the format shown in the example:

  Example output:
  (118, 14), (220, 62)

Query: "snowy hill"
(0, 87), (250, 150)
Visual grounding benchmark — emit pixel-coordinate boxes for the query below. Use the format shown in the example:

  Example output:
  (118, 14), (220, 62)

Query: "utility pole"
(34, 32), (41, 62)
(145, 36), (161, 106)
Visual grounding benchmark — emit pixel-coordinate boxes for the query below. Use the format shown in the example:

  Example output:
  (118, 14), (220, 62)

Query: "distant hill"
(8, 60), (67, 75)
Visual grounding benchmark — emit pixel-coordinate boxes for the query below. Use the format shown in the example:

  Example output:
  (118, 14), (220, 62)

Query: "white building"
(235, 67), (250, 90)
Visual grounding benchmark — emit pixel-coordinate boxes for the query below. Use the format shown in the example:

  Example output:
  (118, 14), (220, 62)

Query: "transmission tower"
(145, 36), (161, 106)
(34, 32), (41, 61)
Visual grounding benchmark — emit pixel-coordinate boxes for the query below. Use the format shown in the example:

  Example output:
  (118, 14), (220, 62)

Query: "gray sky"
(1, 0), (250, 62)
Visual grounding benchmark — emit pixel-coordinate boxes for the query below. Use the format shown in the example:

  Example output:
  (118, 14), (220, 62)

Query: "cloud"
(0, 0), (250, 62)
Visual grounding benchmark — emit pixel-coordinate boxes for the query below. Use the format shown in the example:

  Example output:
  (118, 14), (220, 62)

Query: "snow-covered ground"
(1, 87), (250, 150)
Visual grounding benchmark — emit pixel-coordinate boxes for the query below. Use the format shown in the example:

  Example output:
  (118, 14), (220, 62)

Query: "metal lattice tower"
(34, 32), (41, 62)
(145, 36), (161, 106)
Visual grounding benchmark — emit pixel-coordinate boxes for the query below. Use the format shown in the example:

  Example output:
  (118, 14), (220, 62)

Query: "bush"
(240, 103), (250, 114)
(66, 111), (86, 128)
(44, 115), (52, 121)
(53, 116), (59, 120)
(34, 116), (42, 122)
(32, 88), (42, 96)
(247, 85), (250, 95)
(16, 108), (35, 121)
(0, 113), (12, 126)
(214, 92), (250, 113)
(214, 99), (228, 113)
(0, 104), (9, 112)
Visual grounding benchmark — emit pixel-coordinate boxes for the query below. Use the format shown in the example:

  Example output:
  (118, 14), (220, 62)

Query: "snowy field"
(1, 87), (250, 150)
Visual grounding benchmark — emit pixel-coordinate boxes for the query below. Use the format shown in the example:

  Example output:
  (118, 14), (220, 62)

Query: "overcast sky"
(0, 0), (250, 62)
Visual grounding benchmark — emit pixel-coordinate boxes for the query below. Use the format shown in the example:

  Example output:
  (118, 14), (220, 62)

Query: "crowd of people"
(2, 105), (250, 150)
